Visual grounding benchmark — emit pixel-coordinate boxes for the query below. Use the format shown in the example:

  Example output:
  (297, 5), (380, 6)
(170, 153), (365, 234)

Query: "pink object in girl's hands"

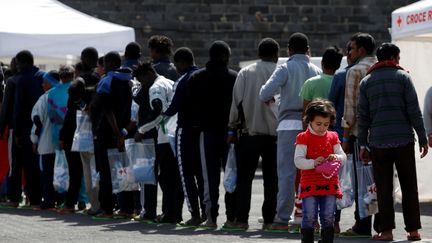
(315, 160), (341, 179)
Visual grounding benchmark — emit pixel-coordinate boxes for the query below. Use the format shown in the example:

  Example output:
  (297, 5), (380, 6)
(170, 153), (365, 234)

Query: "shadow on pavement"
(0, 207), (128, 226)
(395, 202), (432, 216)
(0, 207), (429, 242)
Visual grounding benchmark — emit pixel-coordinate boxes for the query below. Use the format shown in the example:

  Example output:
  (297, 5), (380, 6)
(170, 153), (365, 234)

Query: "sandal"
(407, 232), (421, 241)
(372, 233), (393, 241)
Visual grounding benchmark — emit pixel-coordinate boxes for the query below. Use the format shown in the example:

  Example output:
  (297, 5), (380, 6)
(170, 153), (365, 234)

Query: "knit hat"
(43, 70), (60, 86)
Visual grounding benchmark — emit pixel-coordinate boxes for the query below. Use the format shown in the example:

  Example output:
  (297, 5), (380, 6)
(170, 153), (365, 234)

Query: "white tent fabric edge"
(0, 0), (135, 58)
(392, 0), (432, 202)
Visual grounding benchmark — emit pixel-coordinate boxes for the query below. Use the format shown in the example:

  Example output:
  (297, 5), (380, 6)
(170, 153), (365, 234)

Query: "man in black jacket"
(164, 47), (203, 226)
(185, 41), (237, 228)
(5, 51), (44, 207)
(90, 52), (132, 219)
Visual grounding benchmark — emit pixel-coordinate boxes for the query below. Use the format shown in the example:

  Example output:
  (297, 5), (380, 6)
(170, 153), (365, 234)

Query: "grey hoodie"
(260, 54), (322, 122)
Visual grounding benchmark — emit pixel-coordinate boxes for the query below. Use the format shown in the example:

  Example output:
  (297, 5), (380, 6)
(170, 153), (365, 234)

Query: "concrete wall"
(59, 0), (413, 69)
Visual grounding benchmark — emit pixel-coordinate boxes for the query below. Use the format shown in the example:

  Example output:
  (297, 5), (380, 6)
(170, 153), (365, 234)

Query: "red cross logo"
(397, 16), (403, 28)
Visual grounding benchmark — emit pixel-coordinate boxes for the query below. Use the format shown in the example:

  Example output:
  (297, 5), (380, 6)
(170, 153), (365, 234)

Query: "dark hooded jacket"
(90, 69), (132, 147)
(186, 60), (237, 131)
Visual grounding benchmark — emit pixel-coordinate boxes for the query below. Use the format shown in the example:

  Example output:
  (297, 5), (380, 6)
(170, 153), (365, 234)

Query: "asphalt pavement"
(0, 171), (431, 243)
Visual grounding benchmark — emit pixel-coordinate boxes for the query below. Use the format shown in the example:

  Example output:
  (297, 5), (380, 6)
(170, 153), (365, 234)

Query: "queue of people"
(0, 32), (430, 243)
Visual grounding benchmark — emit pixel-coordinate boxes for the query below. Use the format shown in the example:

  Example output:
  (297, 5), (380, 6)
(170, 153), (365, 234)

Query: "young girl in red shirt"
(294, 99), (346, 243)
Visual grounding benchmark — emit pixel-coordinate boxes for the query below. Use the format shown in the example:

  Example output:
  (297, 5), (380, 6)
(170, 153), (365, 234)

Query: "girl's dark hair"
(303, 98), (336, 125)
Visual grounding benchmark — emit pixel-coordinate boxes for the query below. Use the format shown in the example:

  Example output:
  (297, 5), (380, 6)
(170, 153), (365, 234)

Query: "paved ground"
(0, 171), (431, 243)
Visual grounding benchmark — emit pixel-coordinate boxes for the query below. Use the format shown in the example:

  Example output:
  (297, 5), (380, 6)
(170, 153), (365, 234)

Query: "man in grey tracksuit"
(259, 33), (321, 230)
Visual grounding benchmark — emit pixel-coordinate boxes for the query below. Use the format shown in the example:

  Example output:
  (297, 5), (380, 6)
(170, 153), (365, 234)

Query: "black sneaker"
(182, 216), (202, 227)
(156, 214), (176, 224)
(78, 201), (87, 211)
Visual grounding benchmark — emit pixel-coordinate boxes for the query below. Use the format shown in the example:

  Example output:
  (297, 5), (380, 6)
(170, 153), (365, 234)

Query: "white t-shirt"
(138, 75), (174, 144)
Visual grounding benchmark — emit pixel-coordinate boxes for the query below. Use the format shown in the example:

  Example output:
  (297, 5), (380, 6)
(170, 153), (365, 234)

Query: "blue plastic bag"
(53, 149), (69, 193)
(90, 155), (99, 189)
(223, 144), (237, 193)
(133, 158), (156, 185)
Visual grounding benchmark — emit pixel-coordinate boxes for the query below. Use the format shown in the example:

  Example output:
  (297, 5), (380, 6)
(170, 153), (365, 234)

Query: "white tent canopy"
(392, 0), (432, 202)
(0, 0), (135, 60)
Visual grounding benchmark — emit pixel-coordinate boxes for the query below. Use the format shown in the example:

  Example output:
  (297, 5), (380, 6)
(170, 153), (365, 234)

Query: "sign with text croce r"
(391, 1), (432, 40)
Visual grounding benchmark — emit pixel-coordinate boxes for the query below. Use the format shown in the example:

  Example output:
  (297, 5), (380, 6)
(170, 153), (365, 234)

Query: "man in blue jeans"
(340, 32), (380, 237)
(259, 33), (321, 230)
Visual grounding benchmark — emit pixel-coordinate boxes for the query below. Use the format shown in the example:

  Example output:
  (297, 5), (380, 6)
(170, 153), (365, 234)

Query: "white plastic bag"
(125, 139), (153, 188)
(357, 162), (378, 219)
(90, 155), (99, 189)
(337, 154), (354, 209)
(71, 110), (94, 152)
(130, 139), (156, 185)
(53, 149), (69, 193)
(165, 114), (177, 155)
(107, 148), (131, 193)
(223, 144), (237, 193)
(269, 94), (280, 118)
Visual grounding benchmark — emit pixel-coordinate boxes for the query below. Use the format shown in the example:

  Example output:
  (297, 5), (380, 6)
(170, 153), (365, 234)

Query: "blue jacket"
(328, 63), (354, 139)
(91, 69), (132, 146)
